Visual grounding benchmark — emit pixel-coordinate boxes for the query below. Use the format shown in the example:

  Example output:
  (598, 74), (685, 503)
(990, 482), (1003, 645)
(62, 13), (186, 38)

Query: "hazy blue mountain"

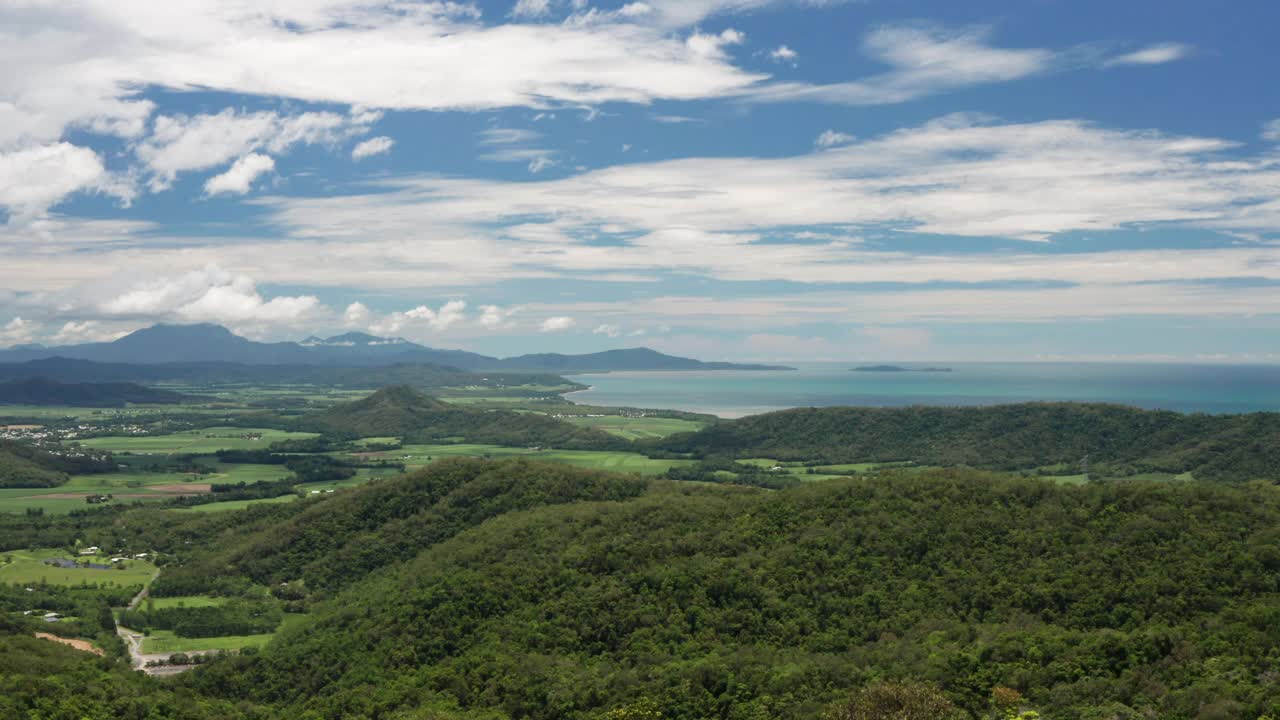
(0, 324), (791, 372)
(0, 377), (196, 406)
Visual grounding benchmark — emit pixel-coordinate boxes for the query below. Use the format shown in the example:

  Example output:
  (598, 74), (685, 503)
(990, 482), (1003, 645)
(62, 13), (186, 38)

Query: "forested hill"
(652, 402), (1280, 481)
(0, 440), (114, 488)
(295, 385), (627, 449)
(6, 458), (1280, 717)
(0, 377), (194, 406)
(146, 460), (1280, 718)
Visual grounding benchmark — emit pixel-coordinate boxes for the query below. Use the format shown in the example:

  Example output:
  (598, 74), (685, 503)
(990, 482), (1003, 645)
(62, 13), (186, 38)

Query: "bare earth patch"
(34, 632), (105, 656)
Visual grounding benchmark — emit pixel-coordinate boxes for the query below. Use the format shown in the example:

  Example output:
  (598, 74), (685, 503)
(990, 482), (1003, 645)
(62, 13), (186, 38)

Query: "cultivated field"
(561, 414), (706, 440)
(79, 427), (318, 454)
(0, 548), (157, 588)
(140, 613), (308, 653)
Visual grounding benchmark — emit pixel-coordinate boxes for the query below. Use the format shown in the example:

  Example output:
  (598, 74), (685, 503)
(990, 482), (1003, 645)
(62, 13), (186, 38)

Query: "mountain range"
(0, 324), (792, 372)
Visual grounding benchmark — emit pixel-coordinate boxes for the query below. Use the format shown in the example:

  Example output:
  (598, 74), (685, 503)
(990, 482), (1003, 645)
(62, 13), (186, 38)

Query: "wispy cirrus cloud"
(1105, 42), (1193, 67)
(746, 26), (1054, 105)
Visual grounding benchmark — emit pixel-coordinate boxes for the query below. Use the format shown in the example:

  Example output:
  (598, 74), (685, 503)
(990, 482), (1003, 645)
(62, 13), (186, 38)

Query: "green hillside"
(298, 385), (628, 449)
(0, 447), (67, 488)
(653, 402), (1280, 481)
(5, 447), (1280, 718)
(11, 458), (1254, 719)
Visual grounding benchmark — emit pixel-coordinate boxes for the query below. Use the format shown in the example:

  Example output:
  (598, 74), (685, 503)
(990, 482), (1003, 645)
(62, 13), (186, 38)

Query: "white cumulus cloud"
(479, 305), (520, 328)
(370, 300), (468, 335)
(98, 265), (322, 328)
(352, 136), (395, 160)
(204, 154), (275, 196)
(540, 316), (576, 332)
(0, 317), (38, 347)
(0, 143), (131, 223)
(769, 45), (798, 63)
(137, 109), (372, 191)
(814, 129), (855, 148)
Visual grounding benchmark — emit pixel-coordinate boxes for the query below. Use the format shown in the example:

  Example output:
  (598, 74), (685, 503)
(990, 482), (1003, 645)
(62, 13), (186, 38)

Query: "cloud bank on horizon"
(1, 0), (1279, 362)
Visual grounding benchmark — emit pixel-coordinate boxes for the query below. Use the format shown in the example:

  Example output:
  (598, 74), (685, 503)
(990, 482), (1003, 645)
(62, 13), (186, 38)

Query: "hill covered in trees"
(652, 402), (1280, 482)
(296, 385), (627, 449)
(0, 446), (68, 488)
(0, 377), (195, 406)
(0, 440), (114, 488)
(5, 458), (1278, 719)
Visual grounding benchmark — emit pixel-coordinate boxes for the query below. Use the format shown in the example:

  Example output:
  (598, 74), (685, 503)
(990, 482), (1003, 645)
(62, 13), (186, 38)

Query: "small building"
(79, 546), (100, 555)
(43, 612), (61, 622)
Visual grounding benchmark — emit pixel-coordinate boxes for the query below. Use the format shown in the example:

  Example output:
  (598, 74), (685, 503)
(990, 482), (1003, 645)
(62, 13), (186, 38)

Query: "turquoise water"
(566, 363), (1280, 418)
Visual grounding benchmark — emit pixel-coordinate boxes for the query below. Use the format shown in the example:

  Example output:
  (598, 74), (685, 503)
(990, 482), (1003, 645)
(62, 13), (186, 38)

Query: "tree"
(602, 698), (663, 720)
(828, 681), (965, 720)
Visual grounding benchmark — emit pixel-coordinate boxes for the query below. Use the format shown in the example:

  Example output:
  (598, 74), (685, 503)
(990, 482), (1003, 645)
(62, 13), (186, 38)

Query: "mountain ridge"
(0, 324), (793, 372)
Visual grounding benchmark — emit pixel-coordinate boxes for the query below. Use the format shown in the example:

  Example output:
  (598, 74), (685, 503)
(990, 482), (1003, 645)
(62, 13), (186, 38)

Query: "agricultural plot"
(386, 444), (692, 475)
(174, 495), (300, 513)
(561, 414), (706, 440)
(0, 548), (157, 588)
(79, 427), (318, 454)
(0, 463), (290, 514)
(140, 613), (308, 654)
(147, 595), (228, 610)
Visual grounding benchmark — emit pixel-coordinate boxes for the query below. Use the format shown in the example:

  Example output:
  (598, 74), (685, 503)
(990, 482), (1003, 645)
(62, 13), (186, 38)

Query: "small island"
(851, 365), (953, 373)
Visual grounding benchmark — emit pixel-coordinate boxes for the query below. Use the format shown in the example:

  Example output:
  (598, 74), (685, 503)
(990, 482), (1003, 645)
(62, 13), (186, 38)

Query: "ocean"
(564, 362), (1280, 418)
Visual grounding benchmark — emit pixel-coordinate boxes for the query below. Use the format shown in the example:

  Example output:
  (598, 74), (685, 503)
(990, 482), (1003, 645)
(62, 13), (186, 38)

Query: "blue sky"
(2, 0), (1279, 361)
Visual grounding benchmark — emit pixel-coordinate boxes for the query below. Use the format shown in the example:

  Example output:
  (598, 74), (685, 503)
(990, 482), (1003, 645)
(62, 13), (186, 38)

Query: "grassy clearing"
(379, 444), (691, 475)
(561, 415), (706, 440)
(174, 495), (300, 513)
(1043, 474), (1091, 485)
(0, 463), (292, 515)
(353, 437), (400, 447)
(79, 427), (318, 454)
(0, 549), (157, 588)
(141, 613), (308, 653)
(147, 596), (227, 610)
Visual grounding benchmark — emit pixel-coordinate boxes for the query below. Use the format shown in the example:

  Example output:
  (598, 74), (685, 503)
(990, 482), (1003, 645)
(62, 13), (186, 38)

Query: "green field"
(141, 613), (308, 654)
(561, 415), (706, 440)
(147, 595), (227, 610)
(0, 463), (293, 515)
(79, 427), (319, 454)
(0, 548), (157, 588)
(388, 444), (691, 475)
(174, 495), (300, 513)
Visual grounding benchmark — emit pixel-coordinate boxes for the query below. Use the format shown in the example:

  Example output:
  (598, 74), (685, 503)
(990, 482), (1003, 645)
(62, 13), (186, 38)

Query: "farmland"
(140, 614), (309, 654)
(79, 427), (319, 454)
(0, 548), (156, 588)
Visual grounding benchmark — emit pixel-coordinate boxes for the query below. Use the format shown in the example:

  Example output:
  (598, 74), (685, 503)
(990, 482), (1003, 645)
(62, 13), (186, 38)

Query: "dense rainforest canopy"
(4, 458), (1280, 719)
(652, 403), (1280, 481)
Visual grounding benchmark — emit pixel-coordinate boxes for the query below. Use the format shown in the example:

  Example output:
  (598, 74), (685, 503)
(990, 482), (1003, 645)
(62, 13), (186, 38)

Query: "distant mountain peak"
(302, 332), (412, 348)
(118, 323), (245, 344)
(0, 323), (792, 372)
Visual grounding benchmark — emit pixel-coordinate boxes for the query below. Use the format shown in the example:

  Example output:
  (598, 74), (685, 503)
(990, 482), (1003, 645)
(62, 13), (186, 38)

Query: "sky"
(1, 0), (1279, 362)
